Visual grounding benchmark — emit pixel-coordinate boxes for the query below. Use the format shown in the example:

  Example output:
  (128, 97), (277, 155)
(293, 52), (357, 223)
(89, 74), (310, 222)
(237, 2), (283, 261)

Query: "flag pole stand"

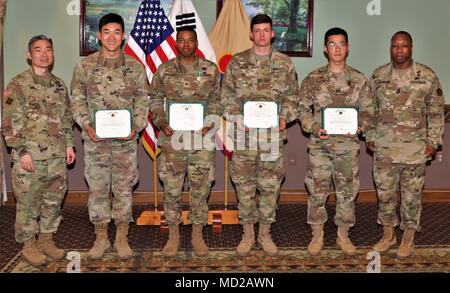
(136, 157), (168, 233)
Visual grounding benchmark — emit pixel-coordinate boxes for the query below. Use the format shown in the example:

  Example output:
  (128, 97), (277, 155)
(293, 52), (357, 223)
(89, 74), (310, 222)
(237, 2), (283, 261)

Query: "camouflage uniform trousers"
(373, 157), (425, 231)
(158, 145), (215, 225)
(305, 148), (359, 228)
(12, 157), (67, 243)
(84, 140), (138, 226)
(230, 148), (285, 225)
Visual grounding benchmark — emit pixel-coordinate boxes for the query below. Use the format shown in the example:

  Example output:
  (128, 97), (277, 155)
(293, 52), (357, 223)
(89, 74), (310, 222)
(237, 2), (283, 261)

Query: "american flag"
(124, 0), (178, 160)
(124, 0), (216, 160)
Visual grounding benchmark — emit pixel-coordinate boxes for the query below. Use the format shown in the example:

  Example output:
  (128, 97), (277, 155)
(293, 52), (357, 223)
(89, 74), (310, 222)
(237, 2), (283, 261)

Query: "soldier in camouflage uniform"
(368, 31), (444, 258)
(70, 14), (149, 259)
(2, 35), (76, 266)
(221, 14), (298, 256)
(298, 28), (374, 256)
(150, 27), (220, 257)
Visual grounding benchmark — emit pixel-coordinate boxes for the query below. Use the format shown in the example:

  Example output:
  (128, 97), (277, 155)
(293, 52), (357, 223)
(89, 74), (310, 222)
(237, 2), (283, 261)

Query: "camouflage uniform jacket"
(298, 65), (374, 151)
(70, 51), (149, 142)
(370, 61), (445, 164)
(221, 48), (299, 141)
(149, 55), (221, 145)
(2, 68), (75, 161)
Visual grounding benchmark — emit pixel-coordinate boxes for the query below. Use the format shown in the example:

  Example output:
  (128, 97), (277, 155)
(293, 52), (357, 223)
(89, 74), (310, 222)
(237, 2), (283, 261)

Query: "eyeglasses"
(326, 42), (348, 49)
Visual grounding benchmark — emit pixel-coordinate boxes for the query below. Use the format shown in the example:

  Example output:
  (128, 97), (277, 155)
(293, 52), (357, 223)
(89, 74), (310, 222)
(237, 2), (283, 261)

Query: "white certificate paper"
(94, 109), (131, 138)
(322, 107), (358, 135)
(169, 103), (204, 131)
(243, 101), (278, 128)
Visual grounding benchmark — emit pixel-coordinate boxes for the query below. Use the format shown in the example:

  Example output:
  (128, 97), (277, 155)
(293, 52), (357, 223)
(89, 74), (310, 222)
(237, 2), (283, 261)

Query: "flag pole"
(153, 159), (158, 211)
(224, 156), (228, 211)
(136, 139), (164, 226)
(207, 117), (239, 230)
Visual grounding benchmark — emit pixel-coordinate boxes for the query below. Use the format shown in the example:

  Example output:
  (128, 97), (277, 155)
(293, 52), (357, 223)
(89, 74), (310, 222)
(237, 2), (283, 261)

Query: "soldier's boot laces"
(397, 229), (415, 259)
(258, 224), (278, 256)
(37, 233), (65, 260)
(162, 224), (180, 257)
(88, 224), (111, 259)
(373, 225), (396, 253)
(114, 223), (133, 259)
(307, 224), (324, 256)
(236, 223), (255, 256)
(191, 224), (209, 257)
(22, 238), (48, 267)
(336, 226), (356, 256)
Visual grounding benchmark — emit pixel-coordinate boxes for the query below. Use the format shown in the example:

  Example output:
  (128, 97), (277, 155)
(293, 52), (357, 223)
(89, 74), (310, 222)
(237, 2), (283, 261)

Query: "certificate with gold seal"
(322, 107), (358, 135)
(243, 101), (279, 128)
(168, 102), (204, 131)
(94, 109), (132, 138)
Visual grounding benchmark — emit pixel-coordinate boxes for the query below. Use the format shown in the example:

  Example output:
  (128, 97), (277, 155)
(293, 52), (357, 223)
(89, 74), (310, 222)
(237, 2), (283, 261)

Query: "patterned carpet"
(3, 246), (450, 273)
(1, 203), (450, 272)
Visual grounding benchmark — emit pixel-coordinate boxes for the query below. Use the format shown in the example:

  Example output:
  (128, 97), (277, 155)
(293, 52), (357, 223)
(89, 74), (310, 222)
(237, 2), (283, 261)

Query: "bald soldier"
(368, 31), (445, 258)
(149, 27), (221, 257)
(2, 35), (75, 266)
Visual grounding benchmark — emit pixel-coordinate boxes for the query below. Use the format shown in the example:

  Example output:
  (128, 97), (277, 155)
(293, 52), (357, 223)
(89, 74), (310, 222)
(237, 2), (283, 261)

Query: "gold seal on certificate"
(169, 102), (204, 131)
(94, 109), (132, 138)
(243, 101), (278, 128)
(322, 107), (358, 135)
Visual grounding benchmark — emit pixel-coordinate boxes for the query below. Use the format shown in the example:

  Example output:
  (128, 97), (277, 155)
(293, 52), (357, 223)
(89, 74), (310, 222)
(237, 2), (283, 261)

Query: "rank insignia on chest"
(196, 69), (205, 77)
(121, 66), (132, 76)
(345, 75), (352, 86)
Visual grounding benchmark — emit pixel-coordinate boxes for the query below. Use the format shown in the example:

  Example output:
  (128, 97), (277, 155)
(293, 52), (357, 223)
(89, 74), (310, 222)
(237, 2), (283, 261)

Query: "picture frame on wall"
(216, 0), (314, 57)
(80, 0), (313, 57)
(79, 0), (173, 56)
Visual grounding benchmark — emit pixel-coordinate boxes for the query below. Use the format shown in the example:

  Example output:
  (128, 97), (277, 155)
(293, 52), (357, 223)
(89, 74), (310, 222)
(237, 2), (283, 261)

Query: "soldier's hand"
(367, 141), (375, 153)
(317, 128), (329, 140)
(201, 125), (213, 136)
(119, 129), (136, 141)
(85, 124), (103, 142)
(20, 153), (35, 172)
(160, 122), (174, 137)
(344, 127), (361, 138)
(278, 118), (286, 131)
(66, 147), (76, 165)
(425, 144), (436, 158)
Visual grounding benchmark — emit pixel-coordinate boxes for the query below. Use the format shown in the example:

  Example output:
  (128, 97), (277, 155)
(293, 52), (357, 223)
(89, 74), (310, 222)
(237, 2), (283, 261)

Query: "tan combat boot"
(307, 224), (324, 256)
(373, 226), (396, 253)
(191, 224), (209, 257)
(37, 233), (65, 260)
(236, 223), (255, 256)
(114, 223), (133, 259)
(336, 226), (356, 256)
(22, 238), (48, 267)
(397, 229), (415, 259)
(162, 224), (180, 257)
(88, 224), (111, 259)
(258, 224), (278, 256)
